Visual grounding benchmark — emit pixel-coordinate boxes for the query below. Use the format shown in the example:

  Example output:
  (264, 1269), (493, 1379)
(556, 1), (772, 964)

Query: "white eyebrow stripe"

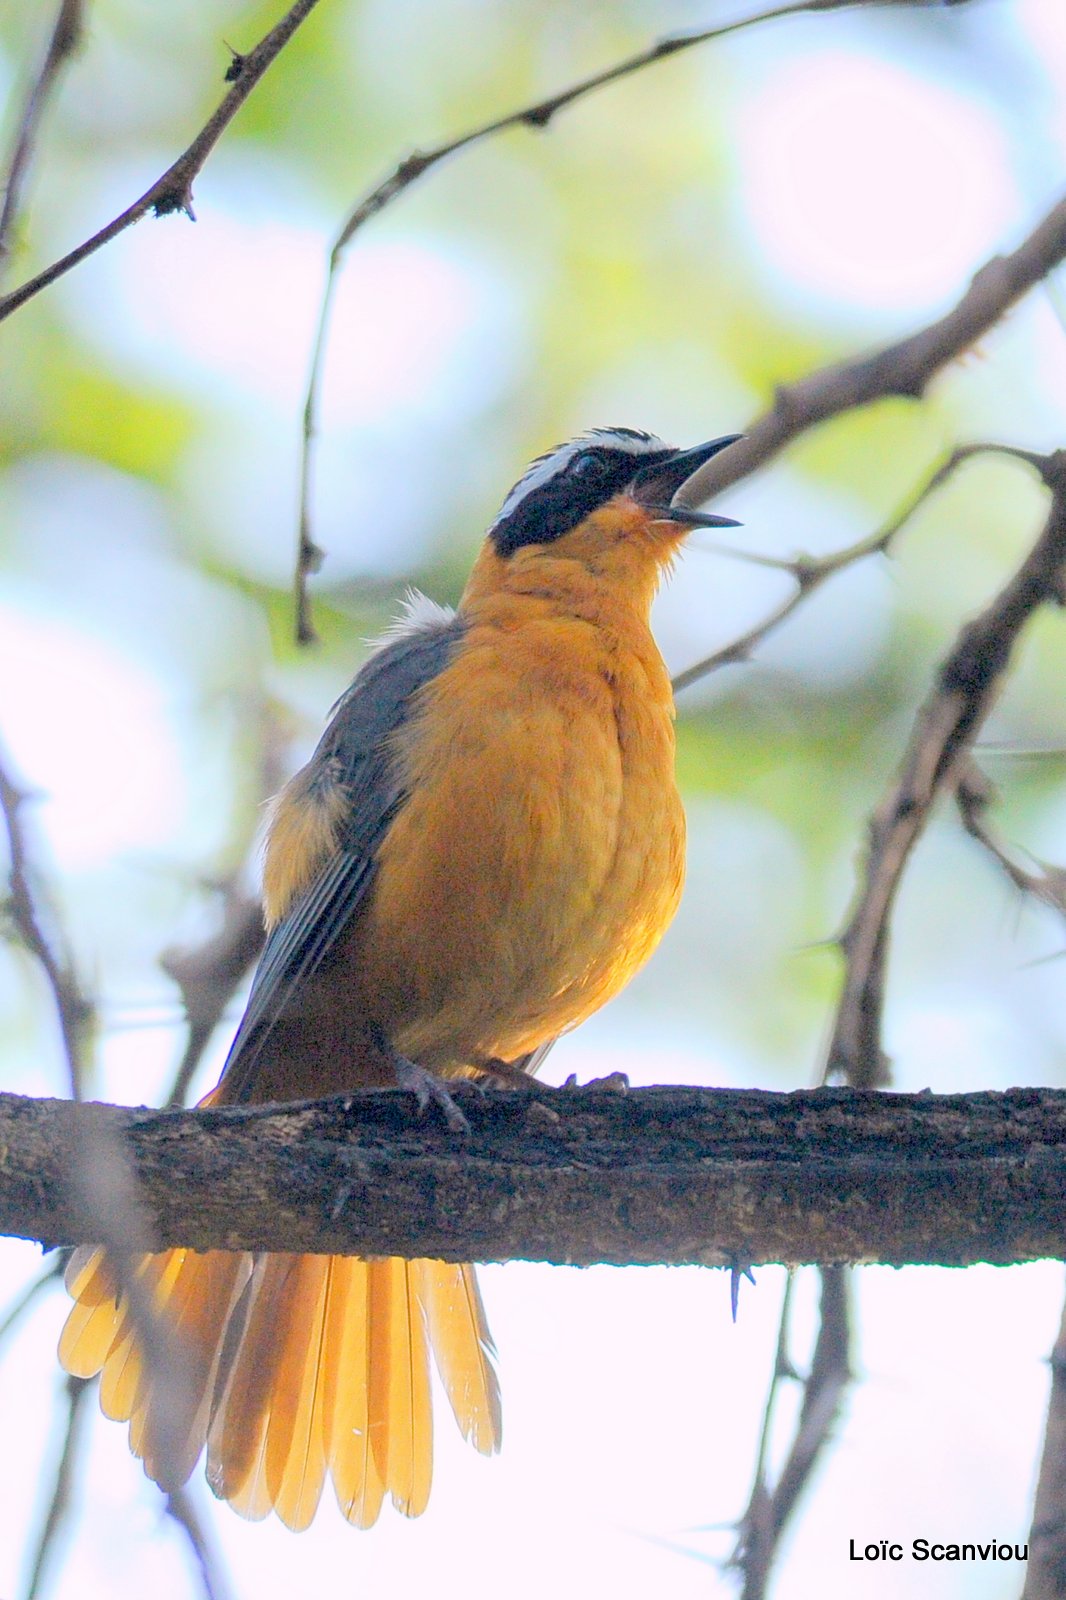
(490, 428), (670, 530)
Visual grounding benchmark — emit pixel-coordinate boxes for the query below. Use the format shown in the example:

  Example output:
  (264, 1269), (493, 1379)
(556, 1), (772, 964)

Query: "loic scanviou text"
(849, 1538), (1028, 1563)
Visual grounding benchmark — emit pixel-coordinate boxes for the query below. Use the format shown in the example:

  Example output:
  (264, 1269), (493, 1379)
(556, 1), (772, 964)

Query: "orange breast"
(350, 575), (685, 1071)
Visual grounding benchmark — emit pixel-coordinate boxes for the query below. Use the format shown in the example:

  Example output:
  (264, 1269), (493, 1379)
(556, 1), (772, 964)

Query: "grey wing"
(509, 1040), (557, 1079)
(221, 608), (466, 1103)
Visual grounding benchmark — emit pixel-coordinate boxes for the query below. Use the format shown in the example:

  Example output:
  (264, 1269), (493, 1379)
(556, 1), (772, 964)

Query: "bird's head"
(463, 428), (740, 614)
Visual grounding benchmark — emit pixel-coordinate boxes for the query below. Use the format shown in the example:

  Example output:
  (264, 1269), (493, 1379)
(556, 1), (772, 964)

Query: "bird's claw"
(729, 1257), (757, 1322)
(561, 1070), (630, 1092)
(392, 1055), (470, 1133)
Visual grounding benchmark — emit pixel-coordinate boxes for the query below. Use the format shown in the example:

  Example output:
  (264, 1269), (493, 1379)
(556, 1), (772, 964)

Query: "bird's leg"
(370, 1024), (470, 1133)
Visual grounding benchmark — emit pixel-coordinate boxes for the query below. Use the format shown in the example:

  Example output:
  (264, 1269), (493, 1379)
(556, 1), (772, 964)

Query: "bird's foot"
(392, 1055), (470, 1134)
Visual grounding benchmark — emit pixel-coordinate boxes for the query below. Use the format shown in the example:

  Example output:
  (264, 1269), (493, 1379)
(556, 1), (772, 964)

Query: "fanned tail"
(421, 1260), (502, 1453)
(58, 1248), (500, 1529)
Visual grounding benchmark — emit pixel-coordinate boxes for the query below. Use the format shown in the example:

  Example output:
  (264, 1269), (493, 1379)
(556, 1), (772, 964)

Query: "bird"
(58, 425), (740, 1530)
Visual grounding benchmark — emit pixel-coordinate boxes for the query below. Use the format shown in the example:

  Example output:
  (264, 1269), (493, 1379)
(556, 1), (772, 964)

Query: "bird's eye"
(570, 451), (610, 480)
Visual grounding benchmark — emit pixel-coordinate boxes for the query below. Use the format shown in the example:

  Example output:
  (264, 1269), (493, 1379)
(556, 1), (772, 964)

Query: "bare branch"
(24, 1374), (90, 1600)
(755, 1270), (851, 1562)
(0, 1257), (63, 1349)
(0, 0), (323, 325)
(827, 450), (1066, 1086)
(1024, 1278), (1066, 1600)
(2, 1084), (1066, 1266)
(159, 706), (285, 1107)
(735, 1268), (852, 1599)
(293, 0), (972, 641)
(956, 760), (1066, 918)
(44, 1121), (224, 1591)
(159, 889), (264, 1109)
(161, 1489), (227, 1600)
(1, 742), (222, 1589)
(0, 0), (83, 282)
(673, 442), (1010, 692)
(731, 1273), (797, 1592)
(675, 197), (1066, 511)
(0, 745), (93, 1098)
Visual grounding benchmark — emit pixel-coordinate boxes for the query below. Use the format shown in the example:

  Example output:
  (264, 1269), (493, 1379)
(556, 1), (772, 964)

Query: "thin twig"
(729, 1267), (845, 1593)
(0, 1257), (64, 1348)
(827, 449), (1066, 1086)
(0, 0), (83, 282)
(0, 746), (99, 1600)
(0, 745), (92, 1098)
(163, 1488), (227, 1600)
(160, 887), (264, 1108)
(734, 1268), (852, 1599)
(69, 1120), (201, 1483)
(1, 743), (219, 1591)
(675, 197), (1066, 513)
(160, 703), (286, 1107)
(23, 1373), (90, 1600)
(956, 761), (1066, 917)
(1023, 1275), (1066, 1600)
(0, 0), (323, 324)
(730, 1272), (798, 1585)
(673, 442), (1000, 693)
(293, 0), (946, 641)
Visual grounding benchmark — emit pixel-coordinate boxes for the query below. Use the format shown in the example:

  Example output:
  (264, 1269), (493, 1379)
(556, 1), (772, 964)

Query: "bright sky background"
(2, 2), (1066, 1597)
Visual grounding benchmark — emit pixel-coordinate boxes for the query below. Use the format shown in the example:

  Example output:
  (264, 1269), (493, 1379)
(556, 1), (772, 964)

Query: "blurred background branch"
(674, 189), (1066, 507)
(294, 0), (944, 641)
(828, 448), (1066, 1085)
(0, 746), (92, 1098)
(0, 0), (322, 323)
(0, 0), (83, 285)
(1025, 1285), (1066, 1600)
(0, 745), (222, 1596)
(733, 1267), (851, 1600)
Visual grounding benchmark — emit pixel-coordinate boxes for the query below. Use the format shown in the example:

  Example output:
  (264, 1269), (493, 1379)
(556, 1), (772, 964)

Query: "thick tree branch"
(3, 1085), (1066, 1267)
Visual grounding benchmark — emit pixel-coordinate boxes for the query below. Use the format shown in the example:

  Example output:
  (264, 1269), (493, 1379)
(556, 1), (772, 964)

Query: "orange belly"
(349, 600), (685, 1071)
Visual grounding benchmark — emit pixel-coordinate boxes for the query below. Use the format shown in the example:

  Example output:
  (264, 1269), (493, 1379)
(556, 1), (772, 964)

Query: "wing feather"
(222, 610), (464, 1102)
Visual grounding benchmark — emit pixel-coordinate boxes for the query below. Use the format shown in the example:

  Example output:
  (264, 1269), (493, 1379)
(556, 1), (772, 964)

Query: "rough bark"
(2, 1084), (1066, 1267)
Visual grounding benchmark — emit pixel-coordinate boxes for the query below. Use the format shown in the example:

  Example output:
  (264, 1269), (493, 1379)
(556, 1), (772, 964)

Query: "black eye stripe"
(570, 450), (613, 479)
(490, 440), (677, 558)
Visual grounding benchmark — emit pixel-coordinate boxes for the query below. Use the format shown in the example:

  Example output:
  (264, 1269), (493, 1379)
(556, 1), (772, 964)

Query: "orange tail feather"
(58, 1244), (499, 1529)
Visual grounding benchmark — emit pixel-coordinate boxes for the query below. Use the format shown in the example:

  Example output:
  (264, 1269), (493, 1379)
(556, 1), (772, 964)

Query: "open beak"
(630, 434), (742, 528)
